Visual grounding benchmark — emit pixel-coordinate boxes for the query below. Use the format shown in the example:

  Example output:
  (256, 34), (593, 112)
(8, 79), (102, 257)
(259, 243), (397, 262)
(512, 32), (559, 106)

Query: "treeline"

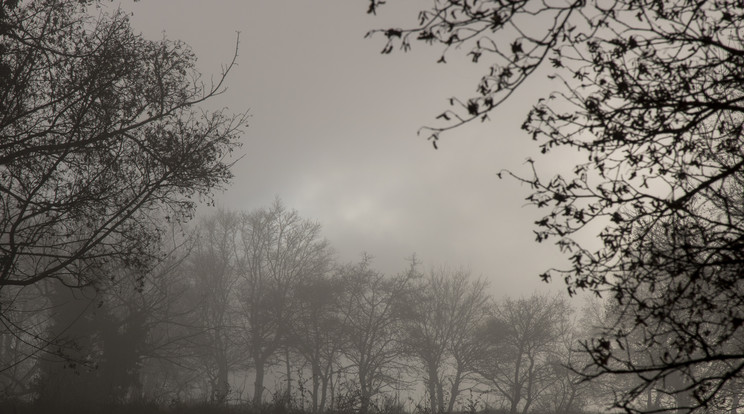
(1, 200), (609, 413)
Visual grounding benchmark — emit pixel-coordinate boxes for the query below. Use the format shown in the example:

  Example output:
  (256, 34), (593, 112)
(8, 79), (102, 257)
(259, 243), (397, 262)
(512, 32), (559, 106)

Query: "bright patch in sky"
(121, 0), (572, 296)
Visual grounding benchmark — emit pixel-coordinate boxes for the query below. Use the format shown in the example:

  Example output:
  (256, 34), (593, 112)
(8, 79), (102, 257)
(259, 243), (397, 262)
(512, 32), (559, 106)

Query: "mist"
(3, 0), (744, 414)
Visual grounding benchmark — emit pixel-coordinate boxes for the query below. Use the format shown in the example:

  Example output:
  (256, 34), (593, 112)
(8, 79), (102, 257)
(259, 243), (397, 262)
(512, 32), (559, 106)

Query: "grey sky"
(122, 0), (573, 297)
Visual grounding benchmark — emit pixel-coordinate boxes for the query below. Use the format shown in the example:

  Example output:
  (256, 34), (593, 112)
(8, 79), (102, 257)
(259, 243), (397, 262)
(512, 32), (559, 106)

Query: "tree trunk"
(646, 387), (653, 412)
(510, 353), (522, 414)
(319, 369), (329, 413)
(669, 371), (691, 414)
(328, 368), (335, 411)
(436, 378), (444, 413)
(215, 349), (230, 404)
(446, 366), (463, 414)
(253, 362), (265, 407)
(311, 361), (321, 413)
(285, 347), (292, 400)
(731, 392), (740, 414)
(360, 374), (370, 414)
(427, 361), (439, 413)
(521, 357), (536, 414)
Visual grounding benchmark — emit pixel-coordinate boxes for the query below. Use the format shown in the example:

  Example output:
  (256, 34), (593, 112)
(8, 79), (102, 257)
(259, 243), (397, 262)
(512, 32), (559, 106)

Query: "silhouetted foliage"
(370, 0), (744, 411)
(0, 0), (248, 401)
(0, 0), (245, 289)
(33, 281), (148, 407)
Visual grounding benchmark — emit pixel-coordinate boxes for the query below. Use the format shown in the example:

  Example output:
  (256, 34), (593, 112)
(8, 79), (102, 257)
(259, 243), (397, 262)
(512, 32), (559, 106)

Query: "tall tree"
(237, 200), (332, 407)
(187, 211), (243, 403)
(370, 0), (744, 411)
(112, 238), (201, 404)
(475, 294), (570, 414)
(537, 311), (593, 414)
(288, 273), (345, 413)
(1, 227), (201, 405)
(0, 0), (245, 290)
(0, 283), (48, 399)
(33, 279), (150, 407)
(400, 266), (490, 414)
(337, 255), (411, 414)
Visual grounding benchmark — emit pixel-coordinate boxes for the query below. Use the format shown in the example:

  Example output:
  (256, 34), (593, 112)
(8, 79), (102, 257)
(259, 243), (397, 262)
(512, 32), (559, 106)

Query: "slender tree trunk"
(731, 392), (740, 414)
(510, 354), (522, 414)
(319, 357), (333, 412)
(646, 387), (653, 412)
(215, 349), (229, 404)
(328, 369), (335, 411)
(253, 361), (265, 407)
(436, 378), (444, 413)
(521, 357), (536, 414)
(311, 361), (321, 413)
(669, 371), (691, 414)
(360, 371), (370, 414)
(319, 370), (329, 413)
(427, 362), (439, 414)
(360, 391), (370, 414)
(285, 347), (292, 400)
(446, 367), (463, 414)
(566, 391), (576, 414)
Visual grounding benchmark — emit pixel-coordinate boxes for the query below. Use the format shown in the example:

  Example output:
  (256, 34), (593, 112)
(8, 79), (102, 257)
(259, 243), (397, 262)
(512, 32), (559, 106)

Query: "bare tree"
(475, 294), (570, 414)
(537, 311), (592, 414)
(400, 265), (491, 414)
(336, 255), (411, 414)
(116, 239), (202, 404)
(0, 0), (246, 290)
(186, 211), (243, 403)
(288, 273), (345, 413)
(369, 0), (744, 410)
(5, 226), (199, 405)
(236, 200), (332, 407)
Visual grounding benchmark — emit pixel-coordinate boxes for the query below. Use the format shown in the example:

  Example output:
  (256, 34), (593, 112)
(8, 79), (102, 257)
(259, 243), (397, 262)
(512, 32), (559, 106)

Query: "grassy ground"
(0, 400), (598, 414)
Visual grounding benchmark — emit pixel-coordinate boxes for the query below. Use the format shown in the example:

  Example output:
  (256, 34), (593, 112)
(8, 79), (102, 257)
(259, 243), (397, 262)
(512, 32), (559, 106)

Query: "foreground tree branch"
(370, 0), (744, 412)
(0, 1), (247, 289)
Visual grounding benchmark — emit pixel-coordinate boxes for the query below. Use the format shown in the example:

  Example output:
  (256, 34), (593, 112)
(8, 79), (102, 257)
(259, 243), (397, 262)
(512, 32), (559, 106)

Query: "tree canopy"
(369, 0), (744, 412)
(0, 0), (246, 288)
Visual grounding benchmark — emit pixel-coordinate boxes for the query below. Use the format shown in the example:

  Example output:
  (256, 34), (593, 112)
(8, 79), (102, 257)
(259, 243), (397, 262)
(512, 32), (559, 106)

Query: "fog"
(122, 0), (572, 295)
(7, 0), (737, 413)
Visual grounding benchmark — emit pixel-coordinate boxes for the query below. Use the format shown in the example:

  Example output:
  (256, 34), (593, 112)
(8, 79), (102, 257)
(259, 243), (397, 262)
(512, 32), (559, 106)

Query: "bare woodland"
(3, 0), (744, 413)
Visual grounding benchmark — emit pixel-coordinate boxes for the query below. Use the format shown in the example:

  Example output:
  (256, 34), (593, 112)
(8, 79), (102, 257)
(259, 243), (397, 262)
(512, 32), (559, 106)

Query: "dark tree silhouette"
(33, 281), (149, 407)
(287, 273), (345, 413)
(236, 200), (332, 407)
(370, 0), (744, 412)
(399, 265), (490, 414)
(187, 211), (243, 404)
(474, 294), (570, 414)
(0, 0), (245, 289)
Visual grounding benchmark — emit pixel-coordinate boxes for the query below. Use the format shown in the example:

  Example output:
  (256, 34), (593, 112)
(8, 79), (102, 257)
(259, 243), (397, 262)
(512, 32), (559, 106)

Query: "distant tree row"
(0, 1), (603, 411)
(8, 0), (744, 412)
(2, 200), (629, 414)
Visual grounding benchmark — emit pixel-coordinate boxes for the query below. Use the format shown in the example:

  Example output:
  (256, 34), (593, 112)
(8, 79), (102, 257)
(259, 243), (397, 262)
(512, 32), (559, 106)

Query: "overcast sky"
(120, 0), (577, 298)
